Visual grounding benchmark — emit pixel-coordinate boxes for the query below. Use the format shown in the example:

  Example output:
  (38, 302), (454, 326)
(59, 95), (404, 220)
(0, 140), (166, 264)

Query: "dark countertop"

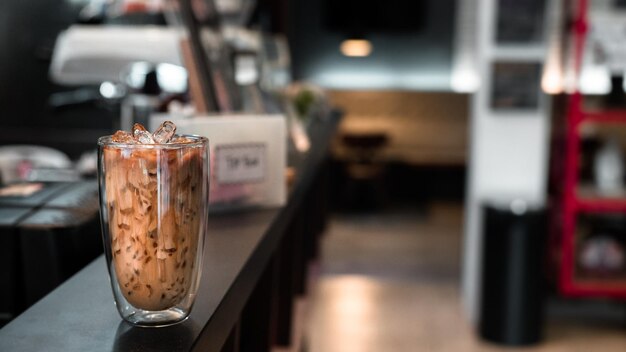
(0, 181), (99, 228)
(0, 112), (340, 352)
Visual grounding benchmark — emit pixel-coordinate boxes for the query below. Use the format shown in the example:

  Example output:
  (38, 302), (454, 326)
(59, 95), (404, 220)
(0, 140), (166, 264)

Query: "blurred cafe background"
(0, 0), (626, 351)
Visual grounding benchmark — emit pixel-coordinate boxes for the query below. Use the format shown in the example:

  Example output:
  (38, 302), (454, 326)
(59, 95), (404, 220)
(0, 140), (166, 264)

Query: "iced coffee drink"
(98, 122), (209, 326)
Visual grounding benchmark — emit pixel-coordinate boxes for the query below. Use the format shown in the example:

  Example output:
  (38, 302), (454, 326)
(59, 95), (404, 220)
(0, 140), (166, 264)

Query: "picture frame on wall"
(490, 61), (542, 112)
(495, 0), (546, 45)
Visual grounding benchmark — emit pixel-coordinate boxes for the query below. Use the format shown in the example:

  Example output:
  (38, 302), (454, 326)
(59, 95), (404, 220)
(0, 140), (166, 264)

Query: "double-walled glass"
(97, 135), (209, 327)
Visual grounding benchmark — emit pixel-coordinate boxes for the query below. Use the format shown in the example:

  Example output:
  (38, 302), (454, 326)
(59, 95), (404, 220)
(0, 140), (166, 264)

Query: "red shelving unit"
(583, 111), (626, 124)
(559, 0), (626, 299)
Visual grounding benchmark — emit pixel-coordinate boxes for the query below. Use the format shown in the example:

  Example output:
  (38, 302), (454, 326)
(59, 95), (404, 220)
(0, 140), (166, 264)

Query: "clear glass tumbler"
(97, 135), (209, 327)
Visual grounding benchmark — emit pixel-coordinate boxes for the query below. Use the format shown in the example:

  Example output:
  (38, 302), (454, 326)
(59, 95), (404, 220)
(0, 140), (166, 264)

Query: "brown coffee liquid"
(103, 146), (203, 311)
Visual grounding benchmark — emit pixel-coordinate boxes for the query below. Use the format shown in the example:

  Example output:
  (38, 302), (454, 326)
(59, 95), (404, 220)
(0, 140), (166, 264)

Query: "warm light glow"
(340, 40), (373, 57)
(541, 66), (563, 95)
(563, 67), (578, 94)
(290, 118), (310, 152)
(328, 276), (376, 352)
(541, 43), (563, 94)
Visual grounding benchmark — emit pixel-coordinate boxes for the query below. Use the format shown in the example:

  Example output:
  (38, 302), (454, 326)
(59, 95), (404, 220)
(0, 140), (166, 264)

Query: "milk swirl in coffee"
(102, 122), (204, 311)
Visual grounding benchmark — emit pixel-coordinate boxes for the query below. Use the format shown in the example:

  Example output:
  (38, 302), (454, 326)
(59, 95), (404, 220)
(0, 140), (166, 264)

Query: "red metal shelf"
(558, 0), (626, 300)
(575, 186), (626, 213)
(582, 110), (626, 124)
(575, 199), (626, 214)
(561, 280), (626, 299)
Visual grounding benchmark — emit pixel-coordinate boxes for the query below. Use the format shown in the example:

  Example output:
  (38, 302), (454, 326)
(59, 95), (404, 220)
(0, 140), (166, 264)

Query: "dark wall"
(0, 0), (115, 158)
(0, 0), (75, 128)
(288, 0), (457, 90)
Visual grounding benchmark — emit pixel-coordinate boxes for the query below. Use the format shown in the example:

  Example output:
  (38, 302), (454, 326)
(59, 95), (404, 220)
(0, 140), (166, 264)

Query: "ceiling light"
(340, 39), (372, 57)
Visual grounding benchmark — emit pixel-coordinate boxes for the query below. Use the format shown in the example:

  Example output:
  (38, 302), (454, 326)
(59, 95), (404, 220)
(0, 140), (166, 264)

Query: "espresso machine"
(50, 24), (188, 130)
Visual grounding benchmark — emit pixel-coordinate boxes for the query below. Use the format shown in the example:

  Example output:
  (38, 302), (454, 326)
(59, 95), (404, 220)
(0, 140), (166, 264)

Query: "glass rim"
(98, 134), (208, 149)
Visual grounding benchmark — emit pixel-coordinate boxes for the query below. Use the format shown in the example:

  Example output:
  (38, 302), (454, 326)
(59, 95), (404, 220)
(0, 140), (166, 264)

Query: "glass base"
(123, 307), (189, 328)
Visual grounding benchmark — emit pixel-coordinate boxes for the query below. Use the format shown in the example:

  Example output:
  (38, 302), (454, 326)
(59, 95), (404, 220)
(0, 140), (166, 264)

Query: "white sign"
(215, 143), (266, 184)
(150, 114), (287, 209)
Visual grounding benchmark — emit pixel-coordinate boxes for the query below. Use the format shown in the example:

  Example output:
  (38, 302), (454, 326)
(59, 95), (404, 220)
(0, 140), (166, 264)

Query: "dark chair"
(339, 132), (389, 211)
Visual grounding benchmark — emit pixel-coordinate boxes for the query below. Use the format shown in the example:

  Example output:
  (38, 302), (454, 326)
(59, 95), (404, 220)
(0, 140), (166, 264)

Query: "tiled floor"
(302, 202), (626, 352)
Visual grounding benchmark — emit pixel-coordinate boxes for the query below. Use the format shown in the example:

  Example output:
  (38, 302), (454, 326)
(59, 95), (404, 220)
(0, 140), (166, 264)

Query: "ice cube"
(111, 130), (135, 144)
(135, 131), (155, 144)
(153, 121), (177, 144)
(132, 123), (148, 136)
(133, 123), (155, 144)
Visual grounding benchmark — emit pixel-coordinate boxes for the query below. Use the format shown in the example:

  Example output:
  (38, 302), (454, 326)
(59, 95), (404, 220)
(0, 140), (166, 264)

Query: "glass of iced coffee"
(97, 122), (209, 327)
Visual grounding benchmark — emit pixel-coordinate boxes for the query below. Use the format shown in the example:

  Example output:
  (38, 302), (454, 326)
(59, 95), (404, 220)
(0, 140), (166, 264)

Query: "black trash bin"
(479, 201), (546, 346)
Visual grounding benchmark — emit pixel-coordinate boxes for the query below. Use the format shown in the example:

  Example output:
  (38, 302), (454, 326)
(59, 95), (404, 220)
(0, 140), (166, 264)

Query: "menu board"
(496, 0), (546, 44)
(490, 62), (542, 111)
